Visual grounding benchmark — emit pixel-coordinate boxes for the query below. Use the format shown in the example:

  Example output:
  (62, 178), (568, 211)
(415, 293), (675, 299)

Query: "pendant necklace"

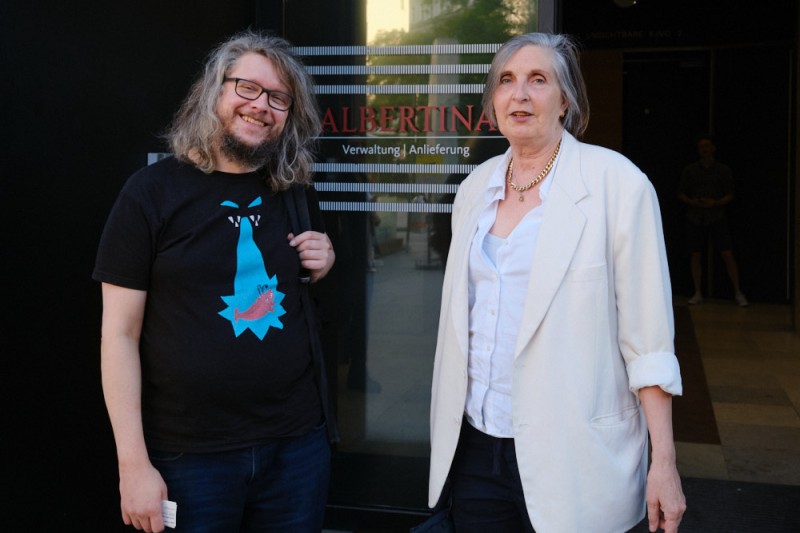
(506, 139), (562, 202)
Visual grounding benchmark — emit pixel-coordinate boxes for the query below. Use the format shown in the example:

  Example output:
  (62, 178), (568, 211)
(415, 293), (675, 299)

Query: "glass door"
(282, 0), (543, 515)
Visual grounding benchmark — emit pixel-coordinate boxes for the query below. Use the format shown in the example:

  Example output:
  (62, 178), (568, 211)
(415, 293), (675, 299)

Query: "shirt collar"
(485, 146), (561, 204)
(484, 148), (513, 203)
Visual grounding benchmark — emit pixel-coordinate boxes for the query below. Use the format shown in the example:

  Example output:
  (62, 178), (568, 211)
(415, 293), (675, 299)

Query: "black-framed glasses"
(223, 77), (294, 111)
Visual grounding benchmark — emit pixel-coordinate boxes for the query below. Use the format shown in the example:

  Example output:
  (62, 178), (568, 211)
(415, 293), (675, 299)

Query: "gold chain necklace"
(506, 139), (562, 202)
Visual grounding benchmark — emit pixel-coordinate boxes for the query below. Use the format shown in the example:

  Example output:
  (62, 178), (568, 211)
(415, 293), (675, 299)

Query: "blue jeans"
(149, 423), (330, 532)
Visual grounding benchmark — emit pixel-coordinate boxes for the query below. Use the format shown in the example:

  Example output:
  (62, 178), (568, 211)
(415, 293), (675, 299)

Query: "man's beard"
(218, 132), (280, 171)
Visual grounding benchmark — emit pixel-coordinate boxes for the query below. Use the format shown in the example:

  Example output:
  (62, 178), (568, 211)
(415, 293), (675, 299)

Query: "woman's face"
(492, 45), (567, 146)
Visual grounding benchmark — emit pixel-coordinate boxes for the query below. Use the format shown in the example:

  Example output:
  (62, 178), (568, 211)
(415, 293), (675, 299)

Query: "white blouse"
(464, 153), (557, 437)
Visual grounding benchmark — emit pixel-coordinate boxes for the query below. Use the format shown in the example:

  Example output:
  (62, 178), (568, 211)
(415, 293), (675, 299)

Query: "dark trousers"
(449, 421), (535, 532)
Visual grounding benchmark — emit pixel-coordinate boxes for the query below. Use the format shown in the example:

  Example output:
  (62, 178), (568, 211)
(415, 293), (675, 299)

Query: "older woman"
(427, 33), (686, 532)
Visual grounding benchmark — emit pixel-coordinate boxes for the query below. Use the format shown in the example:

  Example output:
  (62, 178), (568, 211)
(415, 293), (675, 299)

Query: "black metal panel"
(563, 0), (797, 49)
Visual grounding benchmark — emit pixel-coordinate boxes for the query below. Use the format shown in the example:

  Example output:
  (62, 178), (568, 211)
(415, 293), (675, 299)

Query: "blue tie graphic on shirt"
(218, 197), (286, 339)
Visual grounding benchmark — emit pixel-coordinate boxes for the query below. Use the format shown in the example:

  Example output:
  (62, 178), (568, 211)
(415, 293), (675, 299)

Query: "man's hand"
(288, 231), (335, 283)
(119, 462), (168, 533)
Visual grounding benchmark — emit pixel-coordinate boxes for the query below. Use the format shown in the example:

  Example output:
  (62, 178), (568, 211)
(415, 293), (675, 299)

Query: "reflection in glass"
(298, 0), (540, 513)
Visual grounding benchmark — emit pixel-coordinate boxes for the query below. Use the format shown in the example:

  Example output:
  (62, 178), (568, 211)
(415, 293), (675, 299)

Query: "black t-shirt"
(679, 160), (733, 225)
(93, 157), (323, 452)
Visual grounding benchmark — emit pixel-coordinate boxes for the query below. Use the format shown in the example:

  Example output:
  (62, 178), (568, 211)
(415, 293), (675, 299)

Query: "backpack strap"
(283, 184), (340, 444)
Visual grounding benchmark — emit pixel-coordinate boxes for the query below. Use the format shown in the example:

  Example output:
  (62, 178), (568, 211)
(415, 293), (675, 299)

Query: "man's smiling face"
(214, 52), (290, 172)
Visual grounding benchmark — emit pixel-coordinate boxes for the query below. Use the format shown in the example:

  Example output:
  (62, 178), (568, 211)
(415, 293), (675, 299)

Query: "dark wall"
(562, 0), (797, 303)
(563, 0), (796, 48)
(619, 51), (711, 297)
(714, 46), (793, 302)
(1, 1), (278, 528)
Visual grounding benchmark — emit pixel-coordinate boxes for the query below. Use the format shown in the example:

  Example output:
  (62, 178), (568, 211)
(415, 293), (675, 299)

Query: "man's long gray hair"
(166, 30), (320, 189)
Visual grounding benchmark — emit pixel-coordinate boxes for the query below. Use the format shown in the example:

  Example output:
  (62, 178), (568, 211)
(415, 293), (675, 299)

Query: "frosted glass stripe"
(315, 84), (484, 95)
(293, 44), (501, 56)
(307, 64), (490, 75)
(314, 182), (460, 194)
(319, 201), (454, 214)
(313, 163), (476, 174)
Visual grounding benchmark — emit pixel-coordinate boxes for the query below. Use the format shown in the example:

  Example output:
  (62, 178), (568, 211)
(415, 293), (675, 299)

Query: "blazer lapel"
(515, 135), (588, 357)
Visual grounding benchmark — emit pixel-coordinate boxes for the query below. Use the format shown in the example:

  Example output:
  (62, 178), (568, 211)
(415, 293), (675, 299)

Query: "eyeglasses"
(223, 77), (294, 111)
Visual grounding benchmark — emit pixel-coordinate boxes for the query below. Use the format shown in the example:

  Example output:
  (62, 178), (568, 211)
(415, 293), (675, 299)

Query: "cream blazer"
(428, 132), (682, 532)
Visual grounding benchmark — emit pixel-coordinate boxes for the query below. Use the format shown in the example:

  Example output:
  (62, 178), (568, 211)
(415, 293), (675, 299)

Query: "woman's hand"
(639, 386), (686, 532)
(288, 231), (335, 283)
(646, 459), (686, 532)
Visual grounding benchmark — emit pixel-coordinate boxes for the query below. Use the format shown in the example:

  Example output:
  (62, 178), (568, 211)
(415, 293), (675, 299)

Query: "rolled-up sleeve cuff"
(627, 351), (683, 396)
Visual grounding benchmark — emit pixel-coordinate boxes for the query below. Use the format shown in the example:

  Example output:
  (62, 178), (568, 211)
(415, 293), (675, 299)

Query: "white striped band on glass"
(315, 83), (484, 95)
(148, 155), (478, 178)
(321, 135), (504, 140)
(314, 182), (460, 195)
(292, 44), (502, 56)
(313, 163), (476, 174)
(307, 64), (490, 76)
(319, 201), (453, 214)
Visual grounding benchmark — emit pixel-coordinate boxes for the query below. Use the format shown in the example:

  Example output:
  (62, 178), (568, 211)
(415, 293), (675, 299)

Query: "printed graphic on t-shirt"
(218, 196), (286, 339)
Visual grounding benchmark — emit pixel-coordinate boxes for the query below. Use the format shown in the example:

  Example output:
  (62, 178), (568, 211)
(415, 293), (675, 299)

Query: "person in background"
(678, 135), (748, 306)
(426, 32), (686, 532)
(93, 30), (335, 532)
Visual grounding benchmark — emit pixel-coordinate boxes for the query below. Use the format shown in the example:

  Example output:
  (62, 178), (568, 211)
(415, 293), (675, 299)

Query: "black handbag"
(410, 479), (454, 533)
(410, 508), (453, 533)
(283, 184), (340, 444)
